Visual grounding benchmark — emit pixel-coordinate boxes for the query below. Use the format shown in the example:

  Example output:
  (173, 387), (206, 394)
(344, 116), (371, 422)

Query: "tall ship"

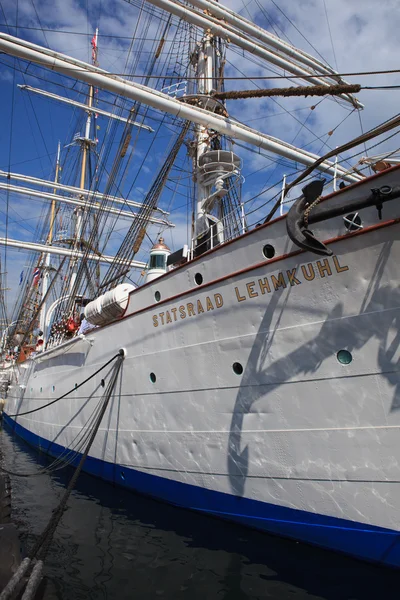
(0, 0), (400, 568)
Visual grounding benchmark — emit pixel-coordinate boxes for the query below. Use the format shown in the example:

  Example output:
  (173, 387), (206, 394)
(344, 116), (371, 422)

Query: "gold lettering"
(171, 307), (178, 321)
(179, 305), (186, 319)
(271, 272), (287, 291)
(187, 303), (195, 316)
(166, 311), (172, 324)
(197, 299), (205, 314)
(152, 315), (158, 327)
(159, 312), (165, 325)
(286, 268), (301, 286)
(235, 286), (246, 302)
(301, 263), (315, 281)
(206, 296), (214, 311)
(214, 293), (224, 308)
(317, 259), (332, 278)
(246, 281), (258, 298)
(258, 277), (271, 294)
(333, 255), (349, 273)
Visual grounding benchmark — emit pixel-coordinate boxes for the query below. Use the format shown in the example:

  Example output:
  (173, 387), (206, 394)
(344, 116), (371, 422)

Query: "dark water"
(0, 426), (397, 600)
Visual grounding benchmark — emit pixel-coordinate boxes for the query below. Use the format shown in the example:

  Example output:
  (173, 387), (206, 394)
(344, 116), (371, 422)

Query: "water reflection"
(1, 427), (397, 600)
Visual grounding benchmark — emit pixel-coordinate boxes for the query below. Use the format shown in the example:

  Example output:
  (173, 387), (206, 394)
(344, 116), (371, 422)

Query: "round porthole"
(150, 372), (156, 383)
(232, 362), (244, 375)
(337, 349), (352, 365)
(262, 244), (275, 259)
(343, 213), (362, 232)
(154, 291), (161, 302)
(194, 272), (203, 286)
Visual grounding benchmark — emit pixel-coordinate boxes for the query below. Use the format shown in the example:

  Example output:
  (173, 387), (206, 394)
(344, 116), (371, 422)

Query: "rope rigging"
(1, 0), (397, 352)
(42, 11), (194, 332)
(99, 120), (191, 292)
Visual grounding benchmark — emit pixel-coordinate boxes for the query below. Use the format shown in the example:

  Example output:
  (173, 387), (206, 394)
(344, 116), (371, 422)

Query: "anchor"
(286, 179), (400, 256)
(286, 179), (331, 256)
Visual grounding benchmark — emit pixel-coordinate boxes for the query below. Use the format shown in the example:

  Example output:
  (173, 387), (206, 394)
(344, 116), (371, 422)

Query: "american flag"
(33, 268), (41, 286)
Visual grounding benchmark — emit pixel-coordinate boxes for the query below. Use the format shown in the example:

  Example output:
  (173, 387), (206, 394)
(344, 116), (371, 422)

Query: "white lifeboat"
(84, 283), (136, 327)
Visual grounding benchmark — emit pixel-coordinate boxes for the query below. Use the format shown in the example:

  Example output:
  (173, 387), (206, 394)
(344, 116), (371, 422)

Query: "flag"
(33, 268), (40, 287)
(19, 270), (24, 285)
(91, 32), (97, 61)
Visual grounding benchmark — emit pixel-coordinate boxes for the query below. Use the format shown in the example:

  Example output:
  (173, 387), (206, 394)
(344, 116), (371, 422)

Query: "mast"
(193, 30), (242, 253)
(194, 32), (215, 243)
(70, 28), (98, 294)
(39, 141), (61, 340)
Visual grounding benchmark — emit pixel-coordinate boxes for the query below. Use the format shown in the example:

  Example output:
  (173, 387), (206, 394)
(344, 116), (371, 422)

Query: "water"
(0, 426), (396, 600)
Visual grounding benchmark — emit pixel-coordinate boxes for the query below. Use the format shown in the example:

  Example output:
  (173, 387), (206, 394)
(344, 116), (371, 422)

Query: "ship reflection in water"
(1, 427), (396, 600)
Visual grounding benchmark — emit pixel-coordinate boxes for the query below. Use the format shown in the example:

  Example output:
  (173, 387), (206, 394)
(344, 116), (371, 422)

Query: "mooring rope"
(1, 393), (110, 478)
(0, 349), (124, 600)
(6, 351), (122, 418)
(0, 351), (124, 478)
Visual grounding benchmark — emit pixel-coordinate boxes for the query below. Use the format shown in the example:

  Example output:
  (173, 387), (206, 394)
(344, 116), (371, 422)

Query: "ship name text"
(152, 255), (349, 327)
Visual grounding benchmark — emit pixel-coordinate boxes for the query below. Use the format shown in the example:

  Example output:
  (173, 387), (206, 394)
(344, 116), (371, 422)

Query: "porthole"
(154, 291), (161, 302)
(337, 349), (352, 365)
(52, 386), (55, 392)
(262, 244), (275, 259)
(343, 213), (362, 232)
(232, 362), (244, 375)
(40, 387), (42, 393)
(150, 372), (156, 383)
(194, 272), (203, 286)
(100, 379), (105, 388)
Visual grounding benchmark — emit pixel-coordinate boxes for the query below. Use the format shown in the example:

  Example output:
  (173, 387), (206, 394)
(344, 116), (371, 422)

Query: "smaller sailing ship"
(1, 0), (400, 568)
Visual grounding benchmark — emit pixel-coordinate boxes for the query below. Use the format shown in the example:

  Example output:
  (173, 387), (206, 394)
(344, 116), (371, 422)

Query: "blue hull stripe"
(4, 413), (400, 567)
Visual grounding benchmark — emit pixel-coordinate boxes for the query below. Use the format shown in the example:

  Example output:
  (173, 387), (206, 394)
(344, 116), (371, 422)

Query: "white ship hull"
(4, 167), (400, 567)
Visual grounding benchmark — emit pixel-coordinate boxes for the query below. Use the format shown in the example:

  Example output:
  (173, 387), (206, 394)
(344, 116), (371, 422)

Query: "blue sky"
(0, 0), (399, 314)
